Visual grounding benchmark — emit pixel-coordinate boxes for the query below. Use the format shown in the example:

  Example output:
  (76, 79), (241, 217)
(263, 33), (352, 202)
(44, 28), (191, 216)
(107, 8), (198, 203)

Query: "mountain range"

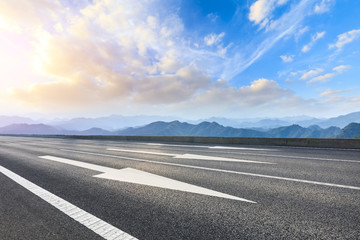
(0, 121), (359, 139)
(1, 111), (358, 130)
(0, 111), (359, 138)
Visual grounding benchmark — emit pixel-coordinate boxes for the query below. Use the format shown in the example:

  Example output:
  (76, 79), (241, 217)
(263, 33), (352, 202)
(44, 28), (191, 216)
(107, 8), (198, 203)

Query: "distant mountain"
(78, 127), (114, 135)
(117, 121), (341, 138)
(315, 112), (360, 128)
(50, 115), (183, 131)
(0, 111), (358, 131)
(196, 112), (360, 129)
(239, 119), (291, 129)
(0, 116), (37, 127)
(0, 121), (355, 138)
(335, 123), (360, 139)
(117, 121), (266, 137)
(0, 111), (358, 137)
(267, 125), (341, 138)
(0, 124), (61, 135)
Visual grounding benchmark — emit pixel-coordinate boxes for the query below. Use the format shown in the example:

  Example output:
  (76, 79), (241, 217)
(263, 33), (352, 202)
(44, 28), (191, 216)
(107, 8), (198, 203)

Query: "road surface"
(0, 136), (359, 239)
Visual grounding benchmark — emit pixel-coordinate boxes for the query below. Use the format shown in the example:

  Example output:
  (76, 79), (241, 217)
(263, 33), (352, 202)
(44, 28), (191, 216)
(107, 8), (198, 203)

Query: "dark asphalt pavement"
(0, 136), (359, 239)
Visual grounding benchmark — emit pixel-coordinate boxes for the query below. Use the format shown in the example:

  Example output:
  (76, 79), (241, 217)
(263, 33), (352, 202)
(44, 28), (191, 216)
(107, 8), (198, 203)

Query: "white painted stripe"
(146, 143), (206, 148)
(108, 148), (274, 164)
(173, 153), (274, 164)
(209, 146), (274, 151)
(146, 144), (359, 163)
(107, 148), (176, 157)
(61, 149), (360, 191)
(0, 165), (137, 240)
(147, 143), (276, 151)
(229, 152), (360, 163)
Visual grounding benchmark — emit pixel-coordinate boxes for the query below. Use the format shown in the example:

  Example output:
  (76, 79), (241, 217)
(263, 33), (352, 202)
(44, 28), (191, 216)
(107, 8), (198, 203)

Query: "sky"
(0, 0), (359, 119)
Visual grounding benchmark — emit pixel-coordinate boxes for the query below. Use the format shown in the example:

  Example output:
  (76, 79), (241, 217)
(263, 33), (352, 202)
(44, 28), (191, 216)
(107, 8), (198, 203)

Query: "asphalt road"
(0, 136), (359, 239)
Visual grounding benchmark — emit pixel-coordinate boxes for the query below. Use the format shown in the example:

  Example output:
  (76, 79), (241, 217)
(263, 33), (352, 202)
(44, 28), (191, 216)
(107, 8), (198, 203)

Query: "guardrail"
(8, 135), (357, 149)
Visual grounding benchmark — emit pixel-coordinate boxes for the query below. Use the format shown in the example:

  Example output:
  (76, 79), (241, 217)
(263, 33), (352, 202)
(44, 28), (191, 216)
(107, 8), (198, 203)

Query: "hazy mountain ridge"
(116, 122), (345, 138)
(49, 115), (184, 131)
(0, 111), (358, 130)
(2, 121), (359, 138)
(334, 123), (360, 139)
(0, 111), (359, 138)
(0, 116), (38, 127)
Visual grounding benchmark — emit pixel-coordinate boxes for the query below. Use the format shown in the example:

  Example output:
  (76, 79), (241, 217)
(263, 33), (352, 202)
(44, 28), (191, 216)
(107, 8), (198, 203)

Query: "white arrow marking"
(107, 148), (274, 164)
(39, 155), (256, 203)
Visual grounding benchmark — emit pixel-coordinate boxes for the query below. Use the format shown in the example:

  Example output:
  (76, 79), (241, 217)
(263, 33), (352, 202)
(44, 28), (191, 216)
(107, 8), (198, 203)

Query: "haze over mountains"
(2, 111), (359, 130)
(0, 111), (359, 138)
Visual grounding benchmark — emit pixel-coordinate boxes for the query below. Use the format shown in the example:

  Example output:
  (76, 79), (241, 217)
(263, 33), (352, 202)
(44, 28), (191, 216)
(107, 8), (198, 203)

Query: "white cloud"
(1, 0), (349, 118)
(333, 65), (350, 73)
(295, 26), (309, 40)
(320, 89), (345, 96)
(308, 73), (334, 84)
(207, 13), (219, 23)
(329, 29), (360, 51)
(314, 0), (334, 14)
(187, 78), (292, 109)
(204, 32), (225, 46)
(0, 0), (62, 32)
(280, 55), (294, 62)
(302, 31), (326, 52)
(300, 68), (324, 80)
(223, 0), (315, 80)
(320, 88), (346, 104)
(248, 0), (289, 28)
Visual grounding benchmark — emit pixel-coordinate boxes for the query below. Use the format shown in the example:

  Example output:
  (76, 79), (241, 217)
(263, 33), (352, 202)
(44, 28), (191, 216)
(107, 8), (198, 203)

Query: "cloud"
(302, 31), (325, 52)
(8, 0), (210, 110)
(204, 32), (225, 46)
(295, 26), (309, 40)
(333, 65), (350, 73)
(2, 0), (347, 118)
(223, 0), (316, 80)
(314, 0), (334, 14)
(308, 73), (334, 84)
(207, 13), (219, 23)
(187, 78), (292, 109)
(280, 55), (294, 62)
(329, 29), (360, 51)
(300, 68), (324, 80)
(132, 66), (211, 104)
(248, 0), (289, 28)
(174, 78), (322, 118)
(0, 0), (62, 32)
(320, 89), (346, 104)
(320, 89), (346, 97)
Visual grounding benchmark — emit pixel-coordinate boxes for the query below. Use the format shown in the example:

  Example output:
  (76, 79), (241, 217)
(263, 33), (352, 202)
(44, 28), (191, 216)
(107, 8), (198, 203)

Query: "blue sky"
(0, 0), (359, 119)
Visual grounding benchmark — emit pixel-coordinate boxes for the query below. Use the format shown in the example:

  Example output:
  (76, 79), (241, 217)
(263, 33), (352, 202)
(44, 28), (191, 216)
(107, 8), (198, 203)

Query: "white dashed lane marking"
(0, 165), (138, 240)
(107, 148), (275, 164)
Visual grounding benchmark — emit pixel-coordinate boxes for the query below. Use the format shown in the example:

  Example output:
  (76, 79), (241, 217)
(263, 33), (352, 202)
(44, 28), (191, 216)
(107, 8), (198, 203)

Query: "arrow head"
(94, 168), (256, 203)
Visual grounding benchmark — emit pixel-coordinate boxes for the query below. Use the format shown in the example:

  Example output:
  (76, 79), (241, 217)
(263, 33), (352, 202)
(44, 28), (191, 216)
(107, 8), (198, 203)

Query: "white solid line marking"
(108, 148), (274, 164)
(144, 144), (359, 163)
(60, 149), (360, 191)
(39, 155), (255, 203)
(0, 165), (137, 240)
(107, 148), (176, 157)
(146, 143), (206, 148)
(209, 146), (274, 151)
(146, 143), (276, 151)
(236, 152), (360, 163)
